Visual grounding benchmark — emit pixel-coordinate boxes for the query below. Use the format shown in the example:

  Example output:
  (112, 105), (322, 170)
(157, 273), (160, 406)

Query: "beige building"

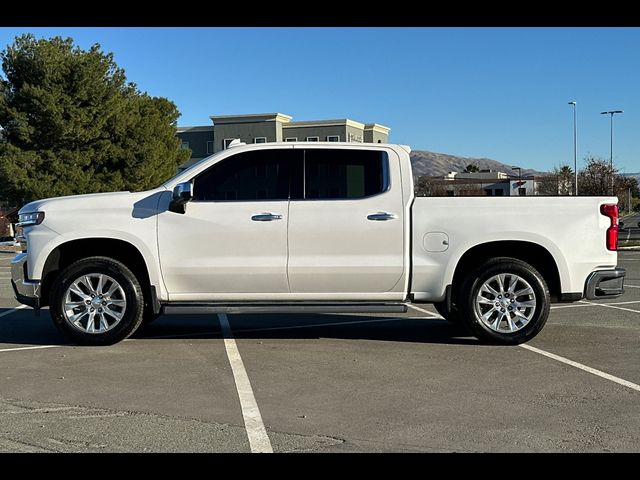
(177, 112), (390, 167)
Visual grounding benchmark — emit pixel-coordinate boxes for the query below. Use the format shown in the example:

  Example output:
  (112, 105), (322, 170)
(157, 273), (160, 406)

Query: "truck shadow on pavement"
(0, 310), (480, 346)
(137, 314), (481, 346)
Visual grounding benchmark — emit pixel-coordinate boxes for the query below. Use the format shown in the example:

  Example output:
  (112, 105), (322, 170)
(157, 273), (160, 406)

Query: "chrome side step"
(162, 302), (408, 315)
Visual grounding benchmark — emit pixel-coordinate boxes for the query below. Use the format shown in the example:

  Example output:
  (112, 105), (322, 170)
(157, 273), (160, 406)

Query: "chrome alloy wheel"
(63, 273), (127, 334)
(474, 273), (536, 333)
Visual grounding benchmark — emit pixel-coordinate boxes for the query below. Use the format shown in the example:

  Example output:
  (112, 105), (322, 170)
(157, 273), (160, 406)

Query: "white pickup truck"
(11, 141), (625, 345)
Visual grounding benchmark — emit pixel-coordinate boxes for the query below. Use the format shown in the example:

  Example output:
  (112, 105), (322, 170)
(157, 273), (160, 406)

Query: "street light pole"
(568, 101), (578, 195)
(600, 110), (623, 195)
(512, 166), (522, 196)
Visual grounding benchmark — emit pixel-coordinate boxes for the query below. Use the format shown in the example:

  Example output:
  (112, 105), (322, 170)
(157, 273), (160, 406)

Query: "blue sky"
(0, 27), (638, 173)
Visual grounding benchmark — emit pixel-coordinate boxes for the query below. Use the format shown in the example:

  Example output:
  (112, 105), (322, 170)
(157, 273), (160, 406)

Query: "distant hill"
(410, 150), (541, 178)
(622, 172), (640, 184)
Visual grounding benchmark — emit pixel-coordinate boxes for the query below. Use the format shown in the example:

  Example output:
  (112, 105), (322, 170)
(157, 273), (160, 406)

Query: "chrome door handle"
(251, 213), (283, 221)
(367, 212), (397, 221)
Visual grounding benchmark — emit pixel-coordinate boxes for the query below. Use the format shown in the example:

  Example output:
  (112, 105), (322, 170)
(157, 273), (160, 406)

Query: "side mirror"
(169, 181), (193, 214)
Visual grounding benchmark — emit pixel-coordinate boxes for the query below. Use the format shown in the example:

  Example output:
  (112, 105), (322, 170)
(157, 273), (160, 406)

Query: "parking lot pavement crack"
(0, 437), (58, 453)
(303, 434), (479, 453)
(0, 395), (254, 452)
(263, 428), (346, 452)
(0, 395), (350, 453)
(262, 426), (481, 452)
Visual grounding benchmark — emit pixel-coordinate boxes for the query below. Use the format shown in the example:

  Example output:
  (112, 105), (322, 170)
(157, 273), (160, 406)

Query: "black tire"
(458, 257), (550, 345)
(433, 301), (463, 325)
(49, 256), (145, 346)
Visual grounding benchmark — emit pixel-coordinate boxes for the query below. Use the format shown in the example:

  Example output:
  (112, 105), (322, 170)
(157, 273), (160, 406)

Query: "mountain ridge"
(410, 150), (541, 178)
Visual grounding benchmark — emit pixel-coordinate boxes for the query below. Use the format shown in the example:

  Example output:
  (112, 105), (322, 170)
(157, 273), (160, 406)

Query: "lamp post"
(512, 166), (522, 196)
(568, 101), (578, 195)
(600, 110), (623, 195)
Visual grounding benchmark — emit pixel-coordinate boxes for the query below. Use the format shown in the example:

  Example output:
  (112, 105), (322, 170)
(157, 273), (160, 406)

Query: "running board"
(162, 302), (408, 315)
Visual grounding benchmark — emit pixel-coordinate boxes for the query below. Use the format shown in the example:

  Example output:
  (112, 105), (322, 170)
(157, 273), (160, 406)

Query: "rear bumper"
(10, 252), (41, 309)
(584, 268), (625, 300)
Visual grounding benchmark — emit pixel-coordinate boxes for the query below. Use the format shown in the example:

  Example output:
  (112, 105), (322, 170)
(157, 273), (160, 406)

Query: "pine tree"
(0, 34), (190, 204)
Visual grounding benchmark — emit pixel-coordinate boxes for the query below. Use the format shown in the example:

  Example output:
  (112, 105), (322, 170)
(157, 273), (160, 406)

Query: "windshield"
(160, 152), (220, 188)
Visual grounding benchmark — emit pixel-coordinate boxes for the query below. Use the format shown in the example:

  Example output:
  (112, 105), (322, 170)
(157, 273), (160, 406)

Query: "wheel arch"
(39, 237), (157, 308)
(450, 240), (562, 301)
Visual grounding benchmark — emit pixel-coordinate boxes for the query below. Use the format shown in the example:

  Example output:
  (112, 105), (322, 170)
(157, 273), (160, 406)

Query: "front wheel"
(50, 256), (145, 346)
(458, 257), (550, 345)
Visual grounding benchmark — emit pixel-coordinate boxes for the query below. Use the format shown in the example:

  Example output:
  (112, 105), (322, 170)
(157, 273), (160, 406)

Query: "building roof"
(176, 126), (214, 133)
(364, 123), (391, 134)
(209, 113), (293, 124)
(285, 119), (367, 129)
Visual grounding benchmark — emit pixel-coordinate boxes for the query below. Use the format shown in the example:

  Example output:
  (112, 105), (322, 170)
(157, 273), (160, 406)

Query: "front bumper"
(584, 268), (625, 300)
(10, 252), (41, 309)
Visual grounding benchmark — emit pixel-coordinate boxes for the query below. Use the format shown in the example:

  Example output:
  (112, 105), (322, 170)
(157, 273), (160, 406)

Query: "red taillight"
(600, 204), (618, 251)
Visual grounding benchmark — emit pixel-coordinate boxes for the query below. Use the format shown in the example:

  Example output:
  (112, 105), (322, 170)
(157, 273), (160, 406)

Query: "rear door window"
(301, 149), (388, 200)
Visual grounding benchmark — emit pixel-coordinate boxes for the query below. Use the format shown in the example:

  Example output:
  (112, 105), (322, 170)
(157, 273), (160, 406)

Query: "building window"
(254, 137), (267, 144)
(206, 141), (214, 154)
(180, 142), (189, 150)
(306, 136), (319, 142)
(326, 135), (340, 142)
(285, 137), (298, 142)
(223, 138), (234, 150)
(518, 187), (527, 196)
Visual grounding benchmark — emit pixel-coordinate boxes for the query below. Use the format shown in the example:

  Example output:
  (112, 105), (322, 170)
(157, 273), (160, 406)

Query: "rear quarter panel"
(411, 196), (618, 301)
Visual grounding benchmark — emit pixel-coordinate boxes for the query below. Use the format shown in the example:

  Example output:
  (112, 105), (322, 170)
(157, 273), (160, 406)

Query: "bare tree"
(536, 165), (574, 196)
(415, 176), (451, 197)
(578, 157), (616, 196)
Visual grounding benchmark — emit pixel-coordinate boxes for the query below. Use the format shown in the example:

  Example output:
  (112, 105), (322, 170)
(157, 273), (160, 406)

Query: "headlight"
(17, 211), (45, 227)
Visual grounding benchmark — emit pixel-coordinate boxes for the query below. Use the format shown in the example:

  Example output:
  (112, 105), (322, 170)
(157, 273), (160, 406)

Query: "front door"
(157, 147), (299, 301)
(287, 147), (406, 298)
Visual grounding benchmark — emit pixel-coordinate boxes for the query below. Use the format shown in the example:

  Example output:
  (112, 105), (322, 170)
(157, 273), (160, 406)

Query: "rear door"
(287, 146), (406, 298)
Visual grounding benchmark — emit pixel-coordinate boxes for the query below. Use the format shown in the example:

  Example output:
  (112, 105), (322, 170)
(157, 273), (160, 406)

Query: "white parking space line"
(0, 345), (63, 353)
(0, 305), (28, 318)
(551, 300), (640, 310)
(406, 304), (443, 318)
(625, 285), (640, 289)
(520, 344), (640, 393)
(550, 303), (596, 310)
(579, 300), (640, 315)
(218, 313), (272, 454)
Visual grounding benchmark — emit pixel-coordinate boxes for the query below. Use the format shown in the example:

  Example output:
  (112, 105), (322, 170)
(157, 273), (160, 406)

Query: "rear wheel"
(458, 257), (550, 345)
(50, 256), (145, 346)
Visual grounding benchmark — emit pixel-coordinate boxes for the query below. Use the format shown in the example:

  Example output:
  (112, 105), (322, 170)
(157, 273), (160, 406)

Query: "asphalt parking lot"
(0, 250), (639, 452)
